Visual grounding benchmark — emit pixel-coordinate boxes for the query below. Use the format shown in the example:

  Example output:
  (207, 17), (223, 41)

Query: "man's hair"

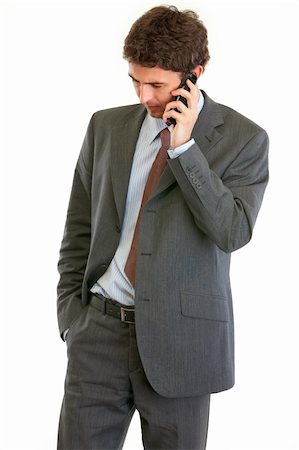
(123, 5), (210, 74)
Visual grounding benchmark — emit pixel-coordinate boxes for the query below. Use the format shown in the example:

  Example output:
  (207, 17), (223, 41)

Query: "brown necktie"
(125, 128), (170, 286)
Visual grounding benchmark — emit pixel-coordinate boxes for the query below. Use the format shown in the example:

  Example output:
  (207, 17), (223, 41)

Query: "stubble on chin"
(147, 107), (164, 119)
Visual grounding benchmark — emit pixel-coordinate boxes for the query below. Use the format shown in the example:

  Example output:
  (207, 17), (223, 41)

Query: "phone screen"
(166, 72), (198, 126)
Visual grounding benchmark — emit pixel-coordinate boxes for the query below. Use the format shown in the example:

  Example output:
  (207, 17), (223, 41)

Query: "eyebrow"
(128, 74), (166, 85)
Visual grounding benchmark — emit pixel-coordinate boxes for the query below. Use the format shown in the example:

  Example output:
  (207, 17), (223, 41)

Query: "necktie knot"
(159, 127), (170, 150)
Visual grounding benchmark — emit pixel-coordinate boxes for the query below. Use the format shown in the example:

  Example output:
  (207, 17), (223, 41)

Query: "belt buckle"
(120, 306), (135, 324)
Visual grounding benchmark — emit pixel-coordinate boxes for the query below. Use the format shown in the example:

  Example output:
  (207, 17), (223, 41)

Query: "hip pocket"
(180, 292), (229, 322)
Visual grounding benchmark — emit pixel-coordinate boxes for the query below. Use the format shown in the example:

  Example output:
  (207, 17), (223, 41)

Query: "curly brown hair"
(123, 5), (210, 74)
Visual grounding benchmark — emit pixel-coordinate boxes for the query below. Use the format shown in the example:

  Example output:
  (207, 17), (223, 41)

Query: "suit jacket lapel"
(110, 105), (146, 226)
(191, 91), (224, 154)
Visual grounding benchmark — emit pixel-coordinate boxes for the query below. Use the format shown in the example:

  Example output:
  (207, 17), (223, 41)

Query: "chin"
(148, 110), (163, 119)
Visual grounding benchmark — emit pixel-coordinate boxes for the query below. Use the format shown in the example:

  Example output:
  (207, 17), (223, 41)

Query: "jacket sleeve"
(57, 115), (94, 338)
(168, 128), (269, 252)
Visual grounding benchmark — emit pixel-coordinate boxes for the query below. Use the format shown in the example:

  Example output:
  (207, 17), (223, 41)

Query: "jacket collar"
(192, 90), (224, 153)
(110, 105), (146, 226)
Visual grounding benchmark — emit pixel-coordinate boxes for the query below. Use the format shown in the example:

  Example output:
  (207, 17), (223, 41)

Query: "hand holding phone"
(166, 72), (198, 126)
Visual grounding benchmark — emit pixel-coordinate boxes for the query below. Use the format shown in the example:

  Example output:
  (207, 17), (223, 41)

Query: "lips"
(147, 105), (160, 111)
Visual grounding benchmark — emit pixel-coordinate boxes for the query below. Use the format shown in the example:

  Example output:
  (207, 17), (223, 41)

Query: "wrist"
(171, 135), (192, 149)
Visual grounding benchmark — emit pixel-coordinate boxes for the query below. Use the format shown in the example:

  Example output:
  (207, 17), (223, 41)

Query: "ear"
(192, 65), (204, 79)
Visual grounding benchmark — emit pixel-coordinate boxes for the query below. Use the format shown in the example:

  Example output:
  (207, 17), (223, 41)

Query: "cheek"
(160, 92), (174, 107)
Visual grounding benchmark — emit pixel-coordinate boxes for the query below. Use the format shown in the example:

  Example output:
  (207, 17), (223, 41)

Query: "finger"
(171, 84), (199, 109)
(184, 79), (200, 105)
(162, 109), (182, 124)
(163, 103), (190, 121)
(171, 87), (193, 101)
(172, 78), (197, 94)
(164, 101), (188, 114)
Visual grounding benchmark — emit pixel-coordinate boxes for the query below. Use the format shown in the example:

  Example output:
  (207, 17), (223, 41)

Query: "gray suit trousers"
(58, 299), (210, 450)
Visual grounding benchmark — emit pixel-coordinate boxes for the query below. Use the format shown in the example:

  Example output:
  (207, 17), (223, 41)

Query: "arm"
(163, 80), (269, 253)
(57, 115), (94, 338)
(168, 128), (269, 252)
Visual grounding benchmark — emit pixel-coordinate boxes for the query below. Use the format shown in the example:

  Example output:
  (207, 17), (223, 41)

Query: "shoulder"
(202, 91), (268, 140)
(221, 104), (267, 137)
(90, 104), (145, 129)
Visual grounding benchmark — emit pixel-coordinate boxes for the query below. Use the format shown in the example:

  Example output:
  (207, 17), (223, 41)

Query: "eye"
(152, 84), (163, 88)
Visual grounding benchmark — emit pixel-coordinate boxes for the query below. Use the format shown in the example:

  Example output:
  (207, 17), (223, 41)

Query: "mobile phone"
(166, 72), (198, 126)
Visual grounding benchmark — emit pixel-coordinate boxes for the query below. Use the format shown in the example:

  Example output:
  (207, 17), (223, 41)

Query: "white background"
(1, 0), (299, 449)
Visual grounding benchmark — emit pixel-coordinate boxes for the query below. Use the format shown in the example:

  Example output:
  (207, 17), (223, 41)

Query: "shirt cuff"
(167, 138), (195, 159)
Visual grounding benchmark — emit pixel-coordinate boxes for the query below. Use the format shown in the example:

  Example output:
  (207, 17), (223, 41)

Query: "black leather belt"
(90, 293), (135, 324)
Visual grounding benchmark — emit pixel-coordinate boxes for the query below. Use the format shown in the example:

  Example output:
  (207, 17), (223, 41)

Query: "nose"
(139, 84), (153, 104)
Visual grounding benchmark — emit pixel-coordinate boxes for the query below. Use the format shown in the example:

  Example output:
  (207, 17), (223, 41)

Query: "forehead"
(128, 63), (181, 84)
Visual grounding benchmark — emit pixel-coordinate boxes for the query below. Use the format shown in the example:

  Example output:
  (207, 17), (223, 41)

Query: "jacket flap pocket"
(181, 292), (229, 322)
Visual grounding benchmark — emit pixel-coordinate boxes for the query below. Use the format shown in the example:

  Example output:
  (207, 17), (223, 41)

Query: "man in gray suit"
(57, 5), (269, 450)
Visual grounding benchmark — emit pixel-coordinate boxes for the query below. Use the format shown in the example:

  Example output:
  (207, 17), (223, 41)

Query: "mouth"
(145, 104), (160, 110)
(146, 105), (161, 113)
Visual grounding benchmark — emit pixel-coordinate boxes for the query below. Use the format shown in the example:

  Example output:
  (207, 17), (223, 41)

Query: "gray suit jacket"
(57, 91), (269, 398)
